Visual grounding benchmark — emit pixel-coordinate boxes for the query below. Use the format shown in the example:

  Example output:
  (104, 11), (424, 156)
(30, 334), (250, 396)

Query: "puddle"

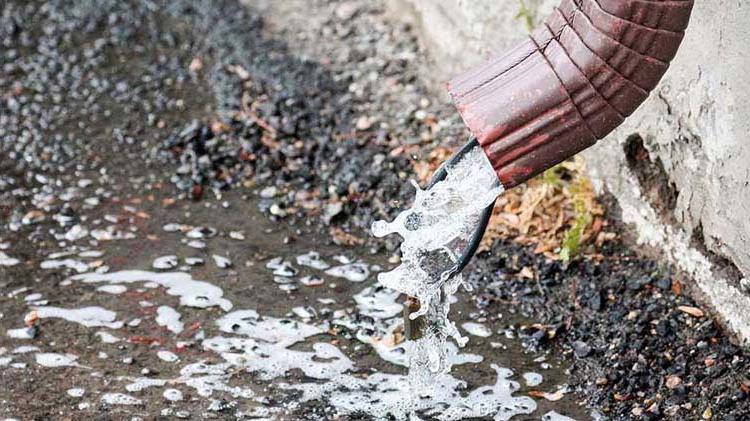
(0, 187), (587, 418)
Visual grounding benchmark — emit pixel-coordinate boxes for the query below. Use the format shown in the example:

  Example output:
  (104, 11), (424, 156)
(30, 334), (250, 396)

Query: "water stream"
(372, 146), (506, 413)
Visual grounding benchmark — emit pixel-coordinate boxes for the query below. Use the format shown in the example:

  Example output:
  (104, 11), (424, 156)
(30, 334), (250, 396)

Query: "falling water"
(371, 146), (503, 403)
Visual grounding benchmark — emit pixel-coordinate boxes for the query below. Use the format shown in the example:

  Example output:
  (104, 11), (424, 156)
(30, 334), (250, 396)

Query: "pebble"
(572, 341), (592, 358)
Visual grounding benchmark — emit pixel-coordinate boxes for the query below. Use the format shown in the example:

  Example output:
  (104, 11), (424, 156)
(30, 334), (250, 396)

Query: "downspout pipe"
(417, 0), (695, 293)
(448, 0), (695, 189)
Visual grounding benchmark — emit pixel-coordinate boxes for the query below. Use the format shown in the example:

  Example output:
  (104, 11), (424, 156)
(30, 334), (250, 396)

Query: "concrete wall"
(386, 0), (750, 342)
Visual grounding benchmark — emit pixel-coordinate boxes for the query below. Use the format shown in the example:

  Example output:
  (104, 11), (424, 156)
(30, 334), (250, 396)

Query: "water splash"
(371, 146), (503, 394)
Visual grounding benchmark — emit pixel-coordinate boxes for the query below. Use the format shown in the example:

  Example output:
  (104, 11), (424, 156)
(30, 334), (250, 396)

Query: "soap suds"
(156, 306), (184, 334)
(72, 270), (233, 311)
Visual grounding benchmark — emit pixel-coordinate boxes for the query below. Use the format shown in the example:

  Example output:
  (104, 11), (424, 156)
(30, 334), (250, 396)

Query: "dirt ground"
(1, 1), (749, 420)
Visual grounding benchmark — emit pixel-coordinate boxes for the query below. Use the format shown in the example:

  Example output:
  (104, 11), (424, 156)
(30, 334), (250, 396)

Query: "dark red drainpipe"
(409, 0), (695, 338)
(406, 0), (695, 307)
(448, 0), (695, 189)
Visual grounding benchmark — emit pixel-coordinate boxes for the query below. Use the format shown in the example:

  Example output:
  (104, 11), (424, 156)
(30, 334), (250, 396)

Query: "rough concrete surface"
(386, 0), (750, 343)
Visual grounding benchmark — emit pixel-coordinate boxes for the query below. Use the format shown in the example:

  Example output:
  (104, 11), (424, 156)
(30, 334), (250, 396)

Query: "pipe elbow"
(448, 0), (695, 188)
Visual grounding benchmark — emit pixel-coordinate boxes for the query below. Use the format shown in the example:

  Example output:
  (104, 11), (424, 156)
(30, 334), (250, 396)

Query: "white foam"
(78, 250), (104, 258)
(72, 270), (233, 311)
(157, 350), (180, 363)
(284, 364), (534, 420)
(212, 254), (232, 269)
(124, 378), (168, 392)
(300, 275), (324, 286)
(6, 327), (35, 339)
(462, 322), (492, 337)
(185, 257), (204, 266)
(523, 372), (543, 387)
(96, 284), (127, 294)
(24, 293), (43, 302)
(0, 251), (20, 266)
(95, 331), (120, 343)
(325, 263), (370, 282)
(164, 388), (184, 401)
(156, 306), (184, 334)
(296, 251), (331, 270)
(40, 259), (89, 273)
(67, 388), (85, 398)
(543, 411), (578, 420)
(292, 306), (315, 319)
(153, 255), (178, 270)
(266, 257), (298, 277)
(215, 340), (353, 381)
(100, 393), (142, 405)
(179, 361), (254, 398)
(90, 227), (136, 241)
(354, 286), (403, 319)
(216, 310), (323, 346)
(35, 353), (86, 368)
(33, 306), (123, 329)
(64, 224), (89, 242)
(12, 346), (39, 354)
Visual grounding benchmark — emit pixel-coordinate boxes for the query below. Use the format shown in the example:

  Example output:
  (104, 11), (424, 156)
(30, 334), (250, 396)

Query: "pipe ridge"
(569, 0), (669, 65)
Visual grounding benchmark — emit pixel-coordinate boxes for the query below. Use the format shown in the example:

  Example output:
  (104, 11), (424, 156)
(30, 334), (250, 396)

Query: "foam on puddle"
(34, 306), (123, 329)
(35, 353), (86, 368)
(157, 350), (180, 363)
(215, 310), (323, 346)
(72, 270), (233, 311)
(96, 331), (120, 343)
(296, 251), (330, 270)
(96, 284), (127, 294)
(67, 388), (85, 398)
(266, 257), (298, 277)
(163, 388), (183, 401)
(40, 259), (89, 273)
(325, 262), (370, 282)
(12, 346), (39, 354)
(100, 393), (142, 405)
(153, 255), (178, 270)
(0, 251), (20, 266)
(523, 372), (543, 387)
(354, 286), (403, 319)
(462, 322), (492, 337)
(543, 411), (577, 420)
(211, 339), (353, 381)
(357, 324), (483, 368)
(284, 364), (535, 420)
(156, 305), (184, 334)
(6, 327), (35, 339)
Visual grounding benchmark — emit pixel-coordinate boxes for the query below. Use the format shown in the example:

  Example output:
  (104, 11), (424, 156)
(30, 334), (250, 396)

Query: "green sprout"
(560, 180), (592, 263)
(515, 0), (536, 32)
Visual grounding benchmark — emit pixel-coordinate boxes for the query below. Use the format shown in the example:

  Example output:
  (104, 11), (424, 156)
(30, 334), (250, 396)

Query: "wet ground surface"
(1, 0), (749, 420)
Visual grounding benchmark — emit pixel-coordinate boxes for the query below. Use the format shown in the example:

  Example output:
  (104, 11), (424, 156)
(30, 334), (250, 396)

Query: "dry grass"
(410, 146), (617, 261)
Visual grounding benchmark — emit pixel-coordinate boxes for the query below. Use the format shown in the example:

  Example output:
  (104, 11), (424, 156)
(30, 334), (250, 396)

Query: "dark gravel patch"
(468, 237), (750, 419)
